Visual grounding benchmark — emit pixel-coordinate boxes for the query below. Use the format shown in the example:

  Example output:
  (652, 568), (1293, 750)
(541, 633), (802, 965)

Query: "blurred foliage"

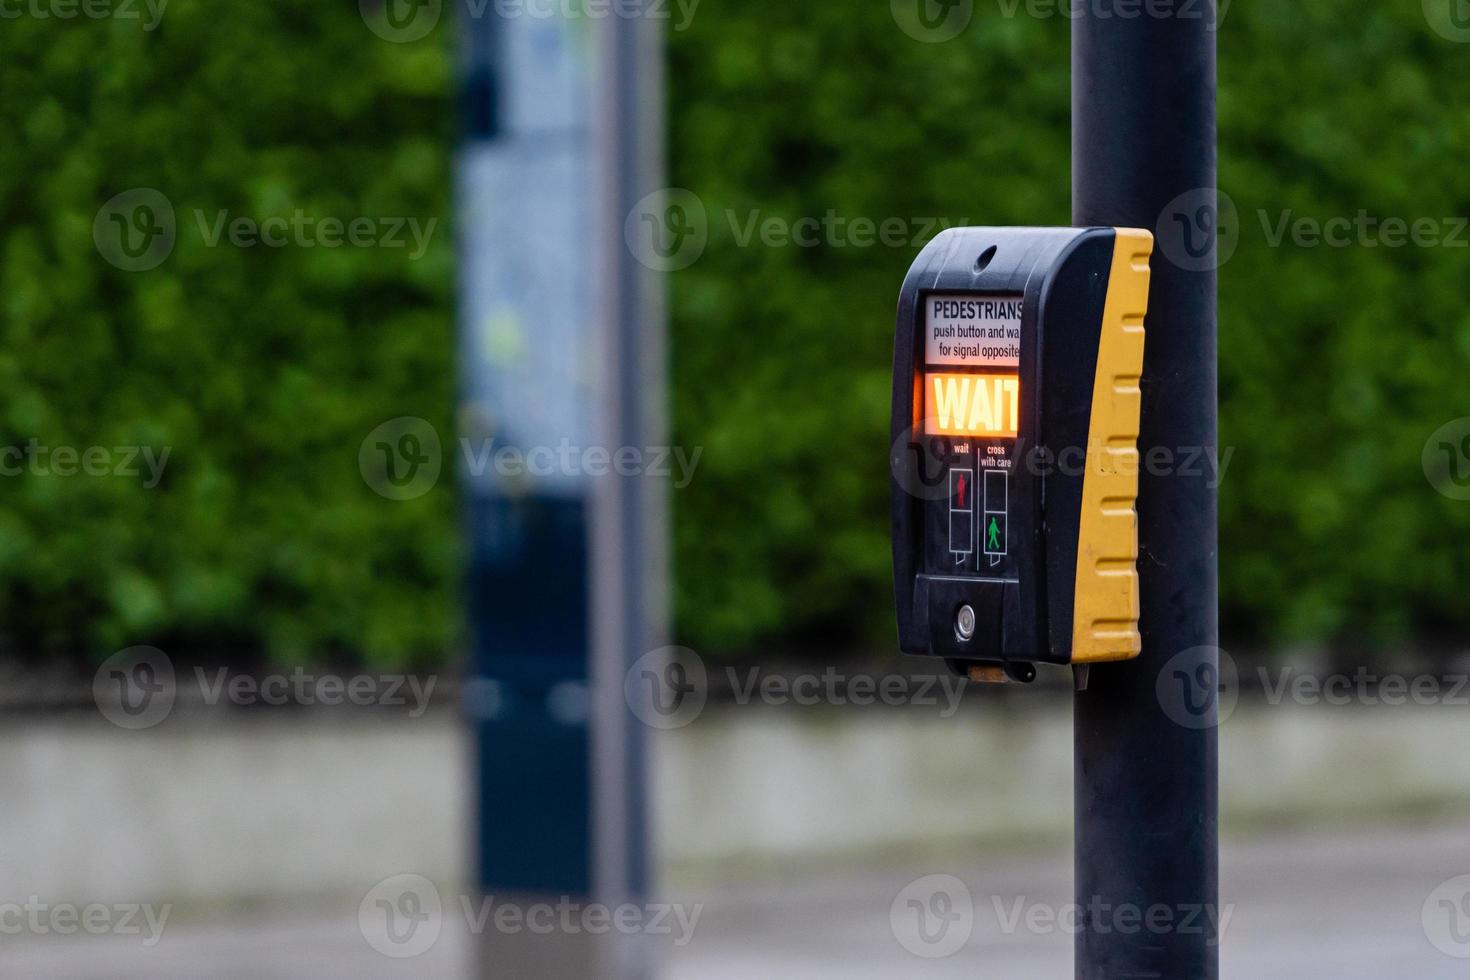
(0, 2), (457, 667)
(3, 1), (1468, 667)
(669, 3), (1470, 655)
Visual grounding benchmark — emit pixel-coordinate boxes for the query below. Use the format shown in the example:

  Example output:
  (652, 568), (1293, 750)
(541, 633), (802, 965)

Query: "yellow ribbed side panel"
(1071, 229), (1152, 663)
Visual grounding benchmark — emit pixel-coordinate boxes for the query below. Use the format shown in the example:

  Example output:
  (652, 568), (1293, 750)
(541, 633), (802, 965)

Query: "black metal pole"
(1072, 5), (1219, 980)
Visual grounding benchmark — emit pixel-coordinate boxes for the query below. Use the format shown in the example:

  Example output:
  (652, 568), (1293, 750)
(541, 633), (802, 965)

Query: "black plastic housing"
(890, 227), (1119, 673)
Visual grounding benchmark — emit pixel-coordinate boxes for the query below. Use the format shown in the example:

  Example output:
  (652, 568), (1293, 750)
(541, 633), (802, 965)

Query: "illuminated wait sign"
(926, 373), (1020, 438)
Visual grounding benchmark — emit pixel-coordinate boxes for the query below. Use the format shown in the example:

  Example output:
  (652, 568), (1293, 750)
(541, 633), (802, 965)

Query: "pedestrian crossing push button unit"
(889, 227), (1153, 680)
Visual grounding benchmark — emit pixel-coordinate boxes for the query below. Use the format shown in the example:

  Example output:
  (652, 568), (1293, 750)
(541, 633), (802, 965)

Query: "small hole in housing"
(974, 245), (997, 273)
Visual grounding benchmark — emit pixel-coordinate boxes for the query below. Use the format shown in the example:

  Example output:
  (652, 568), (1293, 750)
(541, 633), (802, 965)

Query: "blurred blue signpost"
(457, 6), (665, 977)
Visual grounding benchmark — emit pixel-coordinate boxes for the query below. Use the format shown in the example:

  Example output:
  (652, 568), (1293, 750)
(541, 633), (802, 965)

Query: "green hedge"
(5, 2), (1468, 666)
(0, 3), (458, 666)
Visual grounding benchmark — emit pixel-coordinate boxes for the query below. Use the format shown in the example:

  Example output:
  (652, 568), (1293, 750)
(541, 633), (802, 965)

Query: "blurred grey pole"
(590, 2), (667, 977)
(1072, 3), (1220, 979)
(457, 2), (664, 977)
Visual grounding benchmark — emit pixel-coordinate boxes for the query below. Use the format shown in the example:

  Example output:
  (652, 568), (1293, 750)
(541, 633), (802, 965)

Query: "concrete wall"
(0, 713), (470, 909)
(656, 699), (1470, 880)
(4, 697), (1468, 908)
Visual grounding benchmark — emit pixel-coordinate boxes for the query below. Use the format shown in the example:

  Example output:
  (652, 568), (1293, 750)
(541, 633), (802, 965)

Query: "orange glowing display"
(926, 373), (1020, 438)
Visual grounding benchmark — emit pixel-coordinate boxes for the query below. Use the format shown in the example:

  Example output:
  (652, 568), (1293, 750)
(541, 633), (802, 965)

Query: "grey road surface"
(2, 823), (1466, 978)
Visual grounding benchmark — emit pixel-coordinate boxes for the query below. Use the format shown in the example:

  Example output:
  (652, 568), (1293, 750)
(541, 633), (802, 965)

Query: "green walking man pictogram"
(986, 516), (1001, 551)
